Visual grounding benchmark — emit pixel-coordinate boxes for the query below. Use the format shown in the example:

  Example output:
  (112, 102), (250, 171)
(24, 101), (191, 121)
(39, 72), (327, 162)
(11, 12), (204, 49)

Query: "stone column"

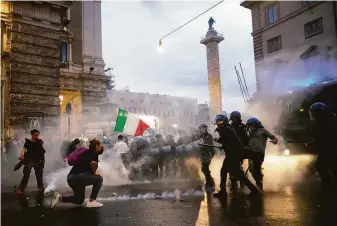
(200, 28), (224, 121)
(82, 0), (105, 75)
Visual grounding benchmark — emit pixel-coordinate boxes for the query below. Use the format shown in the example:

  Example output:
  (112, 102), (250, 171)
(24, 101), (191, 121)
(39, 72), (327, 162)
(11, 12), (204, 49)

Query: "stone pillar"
(200, 27), (224, 121)
(82, 0), (105, 75)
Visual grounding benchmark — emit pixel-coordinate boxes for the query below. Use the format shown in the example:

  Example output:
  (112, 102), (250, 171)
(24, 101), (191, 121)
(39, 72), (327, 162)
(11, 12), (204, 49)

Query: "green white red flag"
(114, 108), (149, 136)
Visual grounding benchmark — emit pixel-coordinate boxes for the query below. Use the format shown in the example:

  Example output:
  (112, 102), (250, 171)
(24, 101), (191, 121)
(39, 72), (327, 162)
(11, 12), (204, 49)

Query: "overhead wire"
(159, 0), (224, 41)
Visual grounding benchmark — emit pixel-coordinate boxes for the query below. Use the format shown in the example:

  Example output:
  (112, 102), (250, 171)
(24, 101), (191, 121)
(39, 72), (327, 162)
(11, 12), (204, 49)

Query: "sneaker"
(86, 200), (103, 208)
(16, 189), (24, 195)
(50, 192), (61, 208)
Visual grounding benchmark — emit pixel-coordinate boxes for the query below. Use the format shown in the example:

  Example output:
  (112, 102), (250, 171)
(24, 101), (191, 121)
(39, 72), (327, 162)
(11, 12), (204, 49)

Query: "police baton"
(285, 140), (311, 146)
(198, 143), (223, 149)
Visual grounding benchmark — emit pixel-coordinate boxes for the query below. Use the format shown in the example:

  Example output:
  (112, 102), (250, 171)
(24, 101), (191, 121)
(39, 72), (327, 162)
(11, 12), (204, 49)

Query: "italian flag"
(114, 108), (149, 136)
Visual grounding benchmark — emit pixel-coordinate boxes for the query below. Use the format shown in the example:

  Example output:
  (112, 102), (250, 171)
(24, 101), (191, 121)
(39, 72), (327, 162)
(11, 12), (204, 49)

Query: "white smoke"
(93, 189), (203, 202)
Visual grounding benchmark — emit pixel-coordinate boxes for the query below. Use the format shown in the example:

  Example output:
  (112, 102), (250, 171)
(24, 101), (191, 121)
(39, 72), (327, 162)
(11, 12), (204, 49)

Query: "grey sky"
(102, 1), (256, 112)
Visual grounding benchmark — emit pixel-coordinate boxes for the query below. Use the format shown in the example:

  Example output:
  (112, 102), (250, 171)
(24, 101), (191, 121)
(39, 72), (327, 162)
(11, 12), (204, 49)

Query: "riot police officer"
(198, 123), (215, 191)
(244, 117), (278, 191)
(155, 134), (166, 179)
(165, 134), (177, 177)
(309, 102), (337, 192)
(176, 130), (190, 179)
(229, 111), (248, 190)
(213, 114), (260, 199)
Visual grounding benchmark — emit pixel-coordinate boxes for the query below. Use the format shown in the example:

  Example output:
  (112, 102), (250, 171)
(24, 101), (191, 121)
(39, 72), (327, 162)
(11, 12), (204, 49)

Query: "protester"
(308, 102), (337, 192)
(50, 139), (104, 208)
(112, 135), (129, 171)
(212, 114), (260, 199)
(16, 129), (46, 195)
(244, 117), (278, 191)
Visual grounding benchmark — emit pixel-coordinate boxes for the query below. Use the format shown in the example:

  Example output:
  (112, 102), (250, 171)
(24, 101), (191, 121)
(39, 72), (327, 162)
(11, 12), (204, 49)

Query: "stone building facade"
(1, 1), (109, 142)
(241, 1), (337, 93)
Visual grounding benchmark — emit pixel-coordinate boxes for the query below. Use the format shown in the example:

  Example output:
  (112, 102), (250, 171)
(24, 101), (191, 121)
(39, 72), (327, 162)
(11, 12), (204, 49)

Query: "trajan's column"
(200, 17), (224, 121)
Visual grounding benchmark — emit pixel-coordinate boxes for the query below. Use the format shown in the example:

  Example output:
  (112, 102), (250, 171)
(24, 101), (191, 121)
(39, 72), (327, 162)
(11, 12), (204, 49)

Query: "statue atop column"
(208, 17), (216, 30)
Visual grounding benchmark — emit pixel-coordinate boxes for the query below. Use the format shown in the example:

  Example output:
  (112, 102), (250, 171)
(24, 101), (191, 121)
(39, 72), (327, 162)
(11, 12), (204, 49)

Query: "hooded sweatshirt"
(247, 128), (276, 155)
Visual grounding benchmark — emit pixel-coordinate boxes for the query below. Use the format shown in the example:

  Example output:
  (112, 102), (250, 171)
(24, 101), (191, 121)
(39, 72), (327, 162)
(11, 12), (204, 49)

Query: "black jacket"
(231, 122), (249, 145)
(200, 133), (215, 155)
(215, 125), (242, 156)
(311, 114), (337, 155)
(23, 138), (46, 162)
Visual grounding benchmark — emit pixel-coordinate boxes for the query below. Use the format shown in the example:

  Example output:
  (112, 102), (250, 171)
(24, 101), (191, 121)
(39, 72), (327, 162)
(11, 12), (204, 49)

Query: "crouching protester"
(243, 118), (278, 191)
(212, 114), (260, 199)
(50, 139), (104, 208)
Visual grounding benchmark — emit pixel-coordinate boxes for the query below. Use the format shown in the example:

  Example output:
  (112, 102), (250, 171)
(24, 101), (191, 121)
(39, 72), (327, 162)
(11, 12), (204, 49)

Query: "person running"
(50, 139), (104, 208)
(17, 129), (46, 195)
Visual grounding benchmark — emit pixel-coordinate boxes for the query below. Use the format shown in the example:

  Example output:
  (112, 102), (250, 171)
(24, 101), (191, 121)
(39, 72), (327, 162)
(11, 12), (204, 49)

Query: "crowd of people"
(11, 102), (337, 208)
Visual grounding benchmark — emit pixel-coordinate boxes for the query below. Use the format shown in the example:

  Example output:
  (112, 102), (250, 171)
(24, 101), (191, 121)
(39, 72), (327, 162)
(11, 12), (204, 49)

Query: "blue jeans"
(62, 173), (103, 204)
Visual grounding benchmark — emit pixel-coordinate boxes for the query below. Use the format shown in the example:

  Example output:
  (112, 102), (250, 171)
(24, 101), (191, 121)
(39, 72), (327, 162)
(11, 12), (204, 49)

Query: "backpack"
(67, 147), (89, 166)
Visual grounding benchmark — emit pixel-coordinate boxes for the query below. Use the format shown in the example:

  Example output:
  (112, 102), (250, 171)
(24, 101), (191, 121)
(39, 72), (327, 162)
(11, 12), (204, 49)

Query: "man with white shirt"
(113, 135), (129, 171)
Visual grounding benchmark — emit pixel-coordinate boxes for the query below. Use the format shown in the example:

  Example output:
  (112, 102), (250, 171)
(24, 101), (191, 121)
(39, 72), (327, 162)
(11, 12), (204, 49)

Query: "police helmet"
(230, 111), (241, 121)
(246, 117), (263, 128)
(309, 102), (327, 121)
(198, 123), (208, 129)
(214, 114), (229, 125)
(155, 133), (163, 139)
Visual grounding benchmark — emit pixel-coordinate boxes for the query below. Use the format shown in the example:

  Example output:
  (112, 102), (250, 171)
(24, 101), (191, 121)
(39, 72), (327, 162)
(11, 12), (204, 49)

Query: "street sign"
(66, 103), (72, 115)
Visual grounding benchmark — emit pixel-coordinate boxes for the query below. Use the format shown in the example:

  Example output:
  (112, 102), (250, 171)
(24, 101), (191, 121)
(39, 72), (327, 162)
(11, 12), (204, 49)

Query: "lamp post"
(66, 103), (72, 141)
(173, 124), (178, 135)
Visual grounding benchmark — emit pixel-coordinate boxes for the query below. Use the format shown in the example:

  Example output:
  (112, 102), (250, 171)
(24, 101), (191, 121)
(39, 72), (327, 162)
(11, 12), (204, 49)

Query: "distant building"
(106, 90), (198, 134)
(195, 103), (211, 127)
(241, 1), (337, 93)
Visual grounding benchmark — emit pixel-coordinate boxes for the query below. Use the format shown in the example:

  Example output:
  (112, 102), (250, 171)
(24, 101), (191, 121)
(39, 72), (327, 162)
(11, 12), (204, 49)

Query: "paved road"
(2, 178), (337, 226)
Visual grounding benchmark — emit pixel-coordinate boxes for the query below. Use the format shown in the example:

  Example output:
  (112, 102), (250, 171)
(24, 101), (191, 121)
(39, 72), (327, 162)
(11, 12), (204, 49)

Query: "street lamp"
(157, 39), (163, 53)
(59, 95), (64, 105)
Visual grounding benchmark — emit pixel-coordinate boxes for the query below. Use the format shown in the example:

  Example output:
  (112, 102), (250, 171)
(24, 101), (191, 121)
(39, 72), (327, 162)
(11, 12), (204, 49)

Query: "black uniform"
(229, 122), (248, 186)
(155, 137), (166, 179)
(176, 135), (190, 178)
(311, 114), (337, 189)
(165, 135), (177, 177)
(199, 132), (215, 186)
(215, 125), (259, 194)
